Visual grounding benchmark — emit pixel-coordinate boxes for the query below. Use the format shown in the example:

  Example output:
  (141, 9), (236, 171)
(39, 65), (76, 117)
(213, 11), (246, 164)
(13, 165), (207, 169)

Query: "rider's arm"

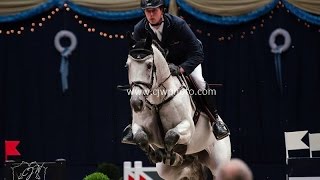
(176, 21), (204, 75)
(133, 19), (146, 41)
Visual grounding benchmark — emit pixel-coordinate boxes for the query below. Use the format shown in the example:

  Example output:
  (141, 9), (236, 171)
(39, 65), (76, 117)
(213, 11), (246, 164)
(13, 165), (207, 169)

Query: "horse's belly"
(186, 113), (216, 154)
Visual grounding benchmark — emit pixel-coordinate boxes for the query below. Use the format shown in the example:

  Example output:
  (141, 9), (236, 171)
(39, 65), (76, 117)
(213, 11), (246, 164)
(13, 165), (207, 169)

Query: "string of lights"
(0, 1), (319, 41)
(183, 1), (320, 41)
(71, 5), (125, 40)
(0, 7), (60, 36)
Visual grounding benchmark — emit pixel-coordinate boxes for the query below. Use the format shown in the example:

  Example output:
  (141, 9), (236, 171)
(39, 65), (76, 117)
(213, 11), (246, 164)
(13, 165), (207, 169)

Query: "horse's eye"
(146, 63), (152, 70)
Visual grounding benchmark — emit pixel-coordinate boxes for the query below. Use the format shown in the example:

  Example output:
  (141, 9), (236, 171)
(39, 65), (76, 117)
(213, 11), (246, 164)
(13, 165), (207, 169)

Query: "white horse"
(126, 33), (231, 179)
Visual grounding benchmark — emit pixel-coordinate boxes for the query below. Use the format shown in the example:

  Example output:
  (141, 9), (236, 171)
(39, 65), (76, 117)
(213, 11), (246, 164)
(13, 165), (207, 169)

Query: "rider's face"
(144, 7), (163, 25)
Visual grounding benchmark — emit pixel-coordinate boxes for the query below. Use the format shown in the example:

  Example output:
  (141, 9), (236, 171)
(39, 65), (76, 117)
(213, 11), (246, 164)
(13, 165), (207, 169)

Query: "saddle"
(182, 76), (203, 124)
(183, 75), (222, 124)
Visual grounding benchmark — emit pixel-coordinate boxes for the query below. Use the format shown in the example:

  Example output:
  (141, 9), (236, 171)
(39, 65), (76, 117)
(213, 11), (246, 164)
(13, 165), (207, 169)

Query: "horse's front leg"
(164, 120), (194, 152)
(132, 123), (150, 152)
(132, 123), (164, 164)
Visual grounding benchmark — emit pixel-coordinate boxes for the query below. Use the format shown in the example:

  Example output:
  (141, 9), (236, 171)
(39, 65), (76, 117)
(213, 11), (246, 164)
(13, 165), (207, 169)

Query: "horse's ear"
(127, 31), (135, 48)
(145, 32), (152, 50)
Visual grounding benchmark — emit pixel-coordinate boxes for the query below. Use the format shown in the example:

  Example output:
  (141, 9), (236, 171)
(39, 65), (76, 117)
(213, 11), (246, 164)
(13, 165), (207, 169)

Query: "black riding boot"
(202, 88), (230, 140)
(121, 124), (135, 145)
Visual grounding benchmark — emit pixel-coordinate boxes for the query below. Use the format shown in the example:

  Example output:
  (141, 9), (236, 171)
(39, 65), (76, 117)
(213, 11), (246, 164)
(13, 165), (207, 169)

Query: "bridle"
(128, 48), (157, 94)
(128, 47), (185, 111)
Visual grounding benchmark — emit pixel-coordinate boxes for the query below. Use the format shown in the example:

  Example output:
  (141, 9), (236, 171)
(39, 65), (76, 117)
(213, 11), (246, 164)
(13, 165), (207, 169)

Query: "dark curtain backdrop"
(0, 6), (319, 179)
(182, 6), (320, 179)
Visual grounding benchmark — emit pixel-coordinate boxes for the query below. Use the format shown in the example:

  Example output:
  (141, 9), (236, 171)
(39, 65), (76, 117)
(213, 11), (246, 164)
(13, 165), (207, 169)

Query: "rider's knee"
(189, 65), (206, 90)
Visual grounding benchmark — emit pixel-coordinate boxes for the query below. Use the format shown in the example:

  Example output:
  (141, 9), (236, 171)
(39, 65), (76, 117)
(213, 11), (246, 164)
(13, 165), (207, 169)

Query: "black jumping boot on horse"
(121, 124), (135, 145)
(202, 87), (230, 140)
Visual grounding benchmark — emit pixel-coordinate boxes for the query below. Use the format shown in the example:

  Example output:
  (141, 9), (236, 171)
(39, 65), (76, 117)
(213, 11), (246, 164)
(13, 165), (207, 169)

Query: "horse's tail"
(189, 158), (209, 180)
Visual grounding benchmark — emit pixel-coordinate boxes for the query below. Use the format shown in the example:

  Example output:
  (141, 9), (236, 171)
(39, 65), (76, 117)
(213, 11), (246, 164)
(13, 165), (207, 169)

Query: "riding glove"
(168, 63), (180, 76)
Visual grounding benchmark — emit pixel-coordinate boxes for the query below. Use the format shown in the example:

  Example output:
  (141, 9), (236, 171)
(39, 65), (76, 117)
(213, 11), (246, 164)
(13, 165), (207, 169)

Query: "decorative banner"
(5, 140), (21, 160)
(54, 30), (77, 92)
(269, 28), (291, 94)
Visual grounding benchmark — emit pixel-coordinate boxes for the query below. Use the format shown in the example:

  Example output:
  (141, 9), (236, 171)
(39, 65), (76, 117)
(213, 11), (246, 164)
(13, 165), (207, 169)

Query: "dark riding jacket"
(133, 13), (204, 75)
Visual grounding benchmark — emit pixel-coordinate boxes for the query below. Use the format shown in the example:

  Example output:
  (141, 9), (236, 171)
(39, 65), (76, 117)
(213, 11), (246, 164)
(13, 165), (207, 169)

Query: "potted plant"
(83, 172), (109, 180)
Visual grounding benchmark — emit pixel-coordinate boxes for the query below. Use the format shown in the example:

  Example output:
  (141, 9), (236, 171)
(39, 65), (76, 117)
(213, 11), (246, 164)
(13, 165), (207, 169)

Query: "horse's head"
(126, 32), (155, 112)
(126, 32), (171, 112)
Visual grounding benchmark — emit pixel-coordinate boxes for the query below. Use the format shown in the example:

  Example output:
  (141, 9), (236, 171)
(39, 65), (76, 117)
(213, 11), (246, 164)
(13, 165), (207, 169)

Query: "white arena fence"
(123, 161), (162, 180)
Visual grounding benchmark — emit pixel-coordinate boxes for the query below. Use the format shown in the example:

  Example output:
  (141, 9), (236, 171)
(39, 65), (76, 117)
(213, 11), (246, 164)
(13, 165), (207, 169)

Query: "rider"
(122, 0), (230, 143)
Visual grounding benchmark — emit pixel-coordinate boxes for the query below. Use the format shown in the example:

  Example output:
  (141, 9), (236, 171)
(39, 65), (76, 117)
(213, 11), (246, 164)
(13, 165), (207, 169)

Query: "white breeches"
(190, 64), (206, 90)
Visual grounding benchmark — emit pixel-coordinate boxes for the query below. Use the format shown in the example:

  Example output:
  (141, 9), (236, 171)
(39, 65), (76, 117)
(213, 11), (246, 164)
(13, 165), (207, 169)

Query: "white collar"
(149, 21), (164, 32)
(149, 22), (164, 41)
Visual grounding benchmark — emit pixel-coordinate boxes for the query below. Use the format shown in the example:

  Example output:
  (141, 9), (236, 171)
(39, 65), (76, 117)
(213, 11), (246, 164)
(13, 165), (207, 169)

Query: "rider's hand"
(179, 66), (185, 74)
(168, 63), (180, 76)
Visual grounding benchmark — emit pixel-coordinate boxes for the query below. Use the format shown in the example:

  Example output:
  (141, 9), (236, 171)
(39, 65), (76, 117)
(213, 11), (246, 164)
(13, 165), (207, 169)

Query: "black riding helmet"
(141, 0), (164, 9)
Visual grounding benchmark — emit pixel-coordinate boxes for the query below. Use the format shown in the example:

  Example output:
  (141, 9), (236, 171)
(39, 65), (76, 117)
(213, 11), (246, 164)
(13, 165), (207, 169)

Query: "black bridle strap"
(131, 81), (153, 90)
(146, 84), (185, 142)
(129, 54), (156, 94)
(157, 85), (185, 110)
(146, 85), (186, 111)
(154, 74), (171, 90)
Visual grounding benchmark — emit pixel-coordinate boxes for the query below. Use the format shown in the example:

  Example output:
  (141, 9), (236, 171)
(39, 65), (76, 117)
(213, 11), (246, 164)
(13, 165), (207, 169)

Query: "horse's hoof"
(165, 130), (180, 151)
(155, 148), (165, 162)
(148, 151), (158, 164)
(134, 130), (149, 152)
(148, 149), (164, 164)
